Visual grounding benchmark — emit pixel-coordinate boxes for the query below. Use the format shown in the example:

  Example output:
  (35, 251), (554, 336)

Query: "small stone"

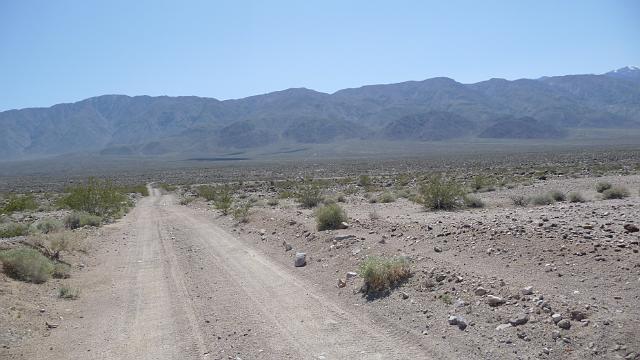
(294, 252), (306, 267)
(283, 241), (292, 251)
(346, 272), (357, 279)
(509, 314), (529, 326)
(434, 246), (442, 253)
(570, 310), (587, 321)
(557, 319), (571, 329)
(447, 315), (458, 325)
(457, 317), (468, 330)
(624, 224), (639, 233)
(337, 279), (346, 288)
(551, 313), (563, 324)
(487, 295), (506, 307)
(496, 324), (512, 331)
(521, 286), (534, 295)
(474, 287), (488, 296)
(340, 222), (350, 229)
(46, 322), (59, 329)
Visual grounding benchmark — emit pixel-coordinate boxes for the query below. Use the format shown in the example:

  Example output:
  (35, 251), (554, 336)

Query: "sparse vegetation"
(378, 192), (396, 203)
(463, 195), (485, 208)
(214, 189), (234, 215)
(315, 203), (347, 231)
(1, 194), (38, 214)
(58, 286), (80, 299)
(359, 256), (410, 293)
(32, 218), (63, 234)
(596, 181), (612, 193)
(510, 195), (529, 207)
(568, 192), (586, 203)
(602, 186), (630, 199)
(296, 186), (323, 208)
(232, 202), (252, 223)
(0, 247), (55, 283)
(0, 222), (30, 238)
(548, 190), (566, 202)
(58, 178), (130, 218)
(266, 198), (279, 206)
(64, 211), (102, 229)
(119, 184), (149, 196)
(419, 175), (465, 211)
(358, 175), (372, 187)
(179, 196), (194, 205)
(529, 194), (555, 206)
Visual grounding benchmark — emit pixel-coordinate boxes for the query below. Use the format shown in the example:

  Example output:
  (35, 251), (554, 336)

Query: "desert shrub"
(52, 263), (70, 279)
(602, 186), (630, 200)
(157, 183), (176, 192)
(59, 178), (129, 217)
(419, 175), (465, 211)
(64, 211), (102, 229)
(58, 286), (80, 299)
(119, 184), (149, 196)
(358, 175), (372, 187)
(266, 198), (279, 206)
(529, 194), (555, 206)
(463, 195), (485, 208)
(2, 194), (38, 214)
(359, 256), (410, 293)
(0, 222), (30, 238)
(595, 181), (612, 193)
(315, 203), (347, 231)
(296, 186), (323, 209)
(378, 192), (396, 203)
(0, 247), (54, 283)
(33, 218), (63, 234)
(548, 190), (566, 202)
(470, 175), (494, 192)
(510, 195), (529, 207)
(213, 189), (233, 215)
(195, 185), (218, 201)
(179, 197), (194, 205)
(368, 211), (380, 220)
(278, 190), (295, 199)
(232, 202), (251, 223)
(336, 194), (346, 203)
(568, 192), (586, 203)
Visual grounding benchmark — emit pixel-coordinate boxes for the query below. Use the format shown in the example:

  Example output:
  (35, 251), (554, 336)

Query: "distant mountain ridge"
(1, 67), (639, 160)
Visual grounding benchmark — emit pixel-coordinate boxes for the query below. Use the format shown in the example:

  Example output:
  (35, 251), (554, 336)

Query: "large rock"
(487, 295), (506, 307)
(294, 252), (307, 267)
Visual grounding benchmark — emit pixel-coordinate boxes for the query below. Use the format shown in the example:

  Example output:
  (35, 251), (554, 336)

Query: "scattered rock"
(474, 287), (488, 296)
(624, 224), (639, 233)
(496, 324), (512, 331)
(434, 246), (442, 253)
(337, 279), (346, 288)
(487, 295), (506, 307)
(570, 310), (587, 321)
(557, 319), (571, 329)
(294, 252), (306, 267)
(552, 314), (563, 324)
(521, 286), (534, 295)
(509, 314), (529, 326)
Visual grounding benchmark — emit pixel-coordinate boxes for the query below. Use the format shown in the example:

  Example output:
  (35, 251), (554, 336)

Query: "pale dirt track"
(10, 189), (440, 360)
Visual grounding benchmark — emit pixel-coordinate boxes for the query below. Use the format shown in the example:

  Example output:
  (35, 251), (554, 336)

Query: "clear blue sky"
(1, 0), (638, 111)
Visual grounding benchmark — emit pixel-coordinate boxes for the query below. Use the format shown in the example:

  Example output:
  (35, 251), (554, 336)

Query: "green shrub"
(463, 195), (485, 208)
(419, 175), (465, 211)
(510, 195), (529, 207)
(33, 218), (63, 234)
(358, 175), (372, 187)
(59, 178), (129, 217)
(315, 203), (347, 231)
(266, 198), (279, 206)
(470, 175), (494, 192)
(359, 256), (411, 293)
(0, 223), (29, 238)
(568, 192), (586, 203)
(530, 194), (555, 206)
(179, 197), (194, 205)
(548, 190), (566, 202)
(0, 248), (54, 283)
(595, 181), (612, 193)
(296, 186), (323, 209)
(52, 263), (70, 279)
(120, 184), (149, 196)
(602, 186), (630, 199)
(58, 286), (80, 299)
(64, 211), (102, 229)
(336, 194), (346, 203)
(195, 185), (218, 201)
(378, 192), (396, 203)
(2, 194), (38, 214)
(214, 189), (233, 215)
(232, 202), (251, 223)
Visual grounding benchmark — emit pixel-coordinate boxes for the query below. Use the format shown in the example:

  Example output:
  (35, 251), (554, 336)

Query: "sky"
(0, 0), (639, 111)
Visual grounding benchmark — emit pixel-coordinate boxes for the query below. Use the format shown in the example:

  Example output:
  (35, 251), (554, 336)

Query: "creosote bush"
(296, 186), (323, 209)
(58, 178), (130, 218)
(315, 203), (347, 231)
(548, 190), (566, 202)
(568, 192), (586, 203)
(529, 194), (555, 206)
(2, 194), (38, 214)
(359, 256), (411, 293)
(58, 286), (80, 299)
(0, 247), (55, 283)
(602, 186), (630, 200)
(0, 222), (30, 238)
(378, 192), (396, 203)
(232, 202), (251, 223)
(463, 195), (485, 208)
(595, 181), (612, 193)
(32, 218), (63, 234)
(419, 175), (465, 211)
(510, 195), (529, 207)
(214, 189), (233, 215)
(64, 211), (102, 229)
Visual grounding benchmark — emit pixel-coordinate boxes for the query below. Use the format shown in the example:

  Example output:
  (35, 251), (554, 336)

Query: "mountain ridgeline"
(1, 67), (639, 160)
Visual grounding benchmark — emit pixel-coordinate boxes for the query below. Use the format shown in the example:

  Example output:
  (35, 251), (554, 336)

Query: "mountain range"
(1, 66), (639, 161)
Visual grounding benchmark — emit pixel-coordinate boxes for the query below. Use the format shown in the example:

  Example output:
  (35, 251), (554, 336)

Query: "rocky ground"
(200, 173), (640, 359)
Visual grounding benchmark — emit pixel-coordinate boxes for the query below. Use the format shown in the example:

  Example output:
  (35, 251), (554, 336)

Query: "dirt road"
(9, 188), (440, 360)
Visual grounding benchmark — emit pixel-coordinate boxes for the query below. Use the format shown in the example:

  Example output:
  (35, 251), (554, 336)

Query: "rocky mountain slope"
(1, 67), (639, 160)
